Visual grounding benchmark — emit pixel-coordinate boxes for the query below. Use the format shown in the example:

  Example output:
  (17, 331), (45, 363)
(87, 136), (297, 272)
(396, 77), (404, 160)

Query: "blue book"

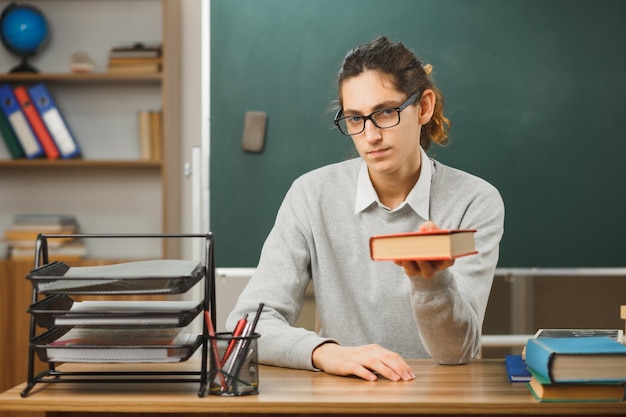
(27, 83), (81, 159)
(504, 354), (532, 382)
(0, 84), (44, 159)
(525, 336), (626, 384)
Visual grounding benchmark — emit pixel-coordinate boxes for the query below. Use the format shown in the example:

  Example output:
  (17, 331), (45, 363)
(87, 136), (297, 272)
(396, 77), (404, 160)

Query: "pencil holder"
(207, 332), (260, 396)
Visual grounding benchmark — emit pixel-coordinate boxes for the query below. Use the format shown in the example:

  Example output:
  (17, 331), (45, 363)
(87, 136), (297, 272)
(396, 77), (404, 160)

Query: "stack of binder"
(0, 83), (81, 160)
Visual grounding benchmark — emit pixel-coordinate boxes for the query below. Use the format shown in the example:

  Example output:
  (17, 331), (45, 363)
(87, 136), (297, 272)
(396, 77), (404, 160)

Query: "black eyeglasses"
(333, 91), (421, 136)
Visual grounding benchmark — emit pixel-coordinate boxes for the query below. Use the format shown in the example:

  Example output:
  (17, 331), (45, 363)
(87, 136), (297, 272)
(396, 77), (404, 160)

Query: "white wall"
(178, 0), (207, 251)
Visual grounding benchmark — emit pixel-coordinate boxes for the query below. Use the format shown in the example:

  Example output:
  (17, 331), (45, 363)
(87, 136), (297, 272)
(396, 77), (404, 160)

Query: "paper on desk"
(46, 328), (198, 363)
(54, 300), (200, 326)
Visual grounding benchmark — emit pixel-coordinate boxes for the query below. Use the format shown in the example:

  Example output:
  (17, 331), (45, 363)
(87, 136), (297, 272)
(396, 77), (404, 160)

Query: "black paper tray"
(31, 327), (203, 363)
(26, 260), (205, 295)
(29, 295), (204, 328)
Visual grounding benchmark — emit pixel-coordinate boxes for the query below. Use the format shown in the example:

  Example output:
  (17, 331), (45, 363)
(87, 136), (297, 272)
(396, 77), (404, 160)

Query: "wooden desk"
(0, 360), (624, 416)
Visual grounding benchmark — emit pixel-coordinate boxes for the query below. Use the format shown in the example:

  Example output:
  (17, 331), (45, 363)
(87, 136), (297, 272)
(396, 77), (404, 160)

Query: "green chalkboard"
(210, 0), (626, 268)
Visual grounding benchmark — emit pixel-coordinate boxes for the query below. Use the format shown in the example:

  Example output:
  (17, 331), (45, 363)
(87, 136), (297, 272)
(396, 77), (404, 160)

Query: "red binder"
(13, 86), (60, 160)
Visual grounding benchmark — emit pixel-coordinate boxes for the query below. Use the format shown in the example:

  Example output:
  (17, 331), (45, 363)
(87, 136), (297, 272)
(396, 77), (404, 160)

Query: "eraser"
(242, 111), (267, 153)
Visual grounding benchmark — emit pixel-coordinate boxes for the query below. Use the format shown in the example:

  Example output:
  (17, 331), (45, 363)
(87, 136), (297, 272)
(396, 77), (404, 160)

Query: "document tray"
(27, 259), (205, 295)
(29, 295), (203, 328)
(21, 233), (215, 398)
(32, 327), (203, 363)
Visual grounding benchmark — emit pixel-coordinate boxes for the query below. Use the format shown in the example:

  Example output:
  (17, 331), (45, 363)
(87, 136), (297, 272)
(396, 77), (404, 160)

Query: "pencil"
(204, 310), (226, 390)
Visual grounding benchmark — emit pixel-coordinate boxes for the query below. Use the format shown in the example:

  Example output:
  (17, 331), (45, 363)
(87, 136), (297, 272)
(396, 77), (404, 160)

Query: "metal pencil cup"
(208, 332), (260, 396)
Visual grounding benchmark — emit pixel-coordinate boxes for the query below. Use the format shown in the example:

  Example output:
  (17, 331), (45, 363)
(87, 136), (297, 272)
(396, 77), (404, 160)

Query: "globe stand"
(9, 55), (39, 73)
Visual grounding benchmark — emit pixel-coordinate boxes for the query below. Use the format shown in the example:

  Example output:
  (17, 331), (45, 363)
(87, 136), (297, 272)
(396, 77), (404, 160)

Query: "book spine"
(0, 84), (44, 159)
(524, 338), (555, 383)
(137, 110), (152, 160)
(0, 106), (25, 158)
(13, 86), (60, 160)
(28, 83), (81, 159)
(150, 110), (162, 161)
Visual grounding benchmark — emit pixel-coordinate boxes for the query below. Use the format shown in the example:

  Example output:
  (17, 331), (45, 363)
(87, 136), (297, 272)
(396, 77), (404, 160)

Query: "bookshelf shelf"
(0, 73), (162, 83)
(0, 159), (162, 168)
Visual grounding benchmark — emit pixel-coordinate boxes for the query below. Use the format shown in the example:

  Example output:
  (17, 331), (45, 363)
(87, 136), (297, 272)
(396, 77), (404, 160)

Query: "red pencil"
(204, 310), (226, 389)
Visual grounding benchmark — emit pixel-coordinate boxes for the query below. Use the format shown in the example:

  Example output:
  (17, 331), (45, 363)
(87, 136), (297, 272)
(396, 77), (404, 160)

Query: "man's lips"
(367, 148), (389, 157)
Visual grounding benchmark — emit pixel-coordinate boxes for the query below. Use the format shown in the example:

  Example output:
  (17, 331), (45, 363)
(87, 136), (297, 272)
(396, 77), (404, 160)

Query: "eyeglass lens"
(338, 109), (400, 135)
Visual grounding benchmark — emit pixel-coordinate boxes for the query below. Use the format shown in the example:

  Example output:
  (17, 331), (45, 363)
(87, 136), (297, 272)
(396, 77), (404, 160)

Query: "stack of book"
(3, 214), (87, 262)
(523, 330), (626, 402)
(0, 83), (81, 160)
(107, 42), (162, 74)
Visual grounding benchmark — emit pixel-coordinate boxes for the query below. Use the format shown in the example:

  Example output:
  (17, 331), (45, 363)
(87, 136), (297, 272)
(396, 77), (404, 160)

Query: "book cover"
(522, 328), (624, 361)
(527, 374), (624, 402)
(108, 42), (162, 59)
(525, 336), (626, 383)
(137, 110), (152, 160)
(13, 86), (60, 160)
(10, 242), (87, 262)
(107, 63), (161, 74)
(0, 107), (24, 158)
(14, 213), (78, 226)
(150, 110), (162, 161)
(108, 57), (162, 66)
(4, 228), (76, 242)
(0, 84), (44, 159)
(27, 83), (81, 159)
(504, 354), (532, 382)
(369, 229), (477, 261)
(534, 328), (623, 343)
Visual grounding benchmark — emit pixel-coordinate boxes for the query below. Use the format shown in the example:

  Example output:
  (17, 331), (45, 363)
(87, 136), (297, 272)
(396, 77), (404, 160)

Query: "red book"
(13, 86), (60, 160)
(369, 229), (478, 261)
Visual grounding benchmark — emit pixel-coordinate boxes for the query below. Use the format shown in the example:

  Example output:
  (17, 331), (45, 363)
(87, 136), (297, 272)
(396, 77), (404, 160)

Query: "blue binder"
(27, 83), (81, 159)
(0, 84), (44, 159)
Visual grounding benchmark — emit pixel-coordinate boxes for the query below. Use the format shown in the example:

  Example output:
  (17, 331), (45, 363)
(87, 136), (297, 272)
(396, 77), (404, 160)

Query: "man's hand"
(394, 221), (455, 278)
(311, 342), (415, 381)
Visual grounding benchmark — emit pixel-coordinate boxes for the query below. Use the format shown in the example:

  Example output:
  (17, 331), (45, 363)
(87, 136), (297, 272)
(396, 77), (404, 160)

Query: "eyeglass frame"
(333, 91), (422, 136)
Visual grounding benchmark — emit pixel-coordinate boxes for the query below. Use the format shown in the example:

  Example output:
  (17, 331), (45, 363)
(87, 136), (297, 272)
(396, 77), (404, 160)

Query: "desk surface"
(0, 359), (624, 416)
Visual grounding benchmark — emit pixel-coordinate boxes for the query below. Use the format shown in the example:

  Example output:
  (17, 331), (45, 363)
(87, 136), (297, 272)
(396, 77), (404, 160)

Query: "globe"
(0, 3), (49, 73)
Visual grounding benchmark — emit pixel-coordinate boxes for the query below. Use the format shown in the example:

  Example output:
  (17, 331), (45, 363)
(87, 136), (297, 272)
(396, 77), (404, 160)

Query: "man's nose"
(363, 119), (381, 141)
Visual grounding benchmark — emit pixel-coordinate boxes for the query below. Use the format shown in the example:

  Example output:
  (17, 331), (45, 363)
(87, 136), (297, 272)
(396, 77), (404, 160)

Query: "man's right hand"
(311, 342), (415, 382)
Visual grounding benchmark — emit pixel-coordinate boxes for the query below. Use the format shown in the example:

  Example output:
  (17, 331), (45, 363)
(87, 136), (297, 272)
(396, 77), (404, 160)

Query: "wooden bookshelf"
(0, 0), (182, 260)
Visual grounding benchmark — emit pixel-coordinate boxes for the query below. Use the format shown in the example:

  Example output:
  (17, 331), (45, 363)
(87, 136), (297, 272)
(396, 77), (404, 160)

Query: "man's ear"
(418, 89), (436, 125)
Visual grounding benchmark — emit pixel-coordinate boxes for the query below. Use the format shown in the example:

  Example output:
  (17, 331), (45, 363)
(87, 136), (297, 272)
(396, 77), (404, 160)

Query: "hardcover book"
(527, 374), (624, 402)
(369, 229), (477, 261)
(534, 328), (623, 342)
(525, 336), (626, 383)
(504, 354), (532, 382)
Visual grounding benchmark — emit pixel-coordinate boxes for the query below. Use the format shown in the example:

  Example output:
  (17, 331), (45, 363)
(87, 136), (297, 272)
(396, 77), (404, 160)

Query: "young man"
(227, 37), (505, 382)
